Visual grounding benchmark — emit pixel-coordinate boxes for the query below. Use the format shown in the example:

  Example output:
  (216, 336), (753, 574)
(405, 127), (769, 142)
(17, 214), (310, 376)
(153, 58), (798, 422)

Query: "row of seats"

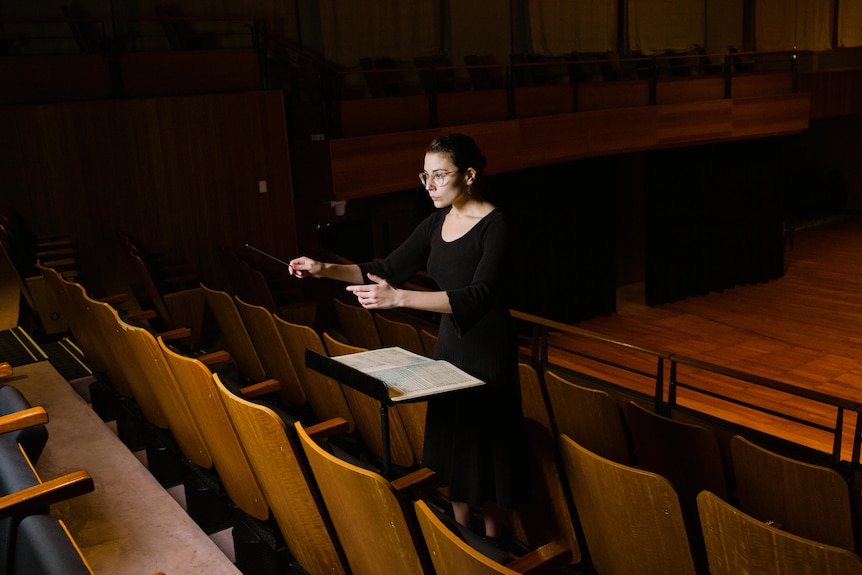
(34, 258), (579, 573)
(11, 208), (861, 573)
(323, 297), (862, 573)
(0, 379), (95, 574)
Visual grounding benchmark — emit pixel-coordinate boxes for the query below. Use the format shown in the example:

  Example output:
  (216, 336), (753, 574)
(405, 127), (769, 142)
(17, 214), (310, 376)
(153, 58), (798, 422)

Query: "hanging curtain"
(319, 0), (441, 67)
(528, 0), (618, 55)
(628, 0), (705, 55)
(838, 0), (862, 47)
(755, 0), (832, 51)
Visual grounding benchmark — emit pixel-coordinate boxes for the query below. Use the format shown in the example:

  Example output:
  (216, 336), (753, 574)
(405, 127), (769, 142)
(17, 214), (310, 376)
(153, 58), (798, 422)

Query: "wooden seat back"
(697, 490), (862, 575)
(114, 318), (211, 469)
(518, 363), (552, 434)
(333, 298), (382, 349)
(545, 370), (633, 465)
(321, 332), (418, 469)
(294, 421), (433, 575)
(623, 400), (730, 571)
(375, 313), (426, 355)
(557, 433), (696, 574)
(200, 282), (267, 383)
(76, 288), (158, 413)
(44, 271), (113, 383)
(414, 499), (573, 575)
(157, 337), (269, 521)
(730, 434), (855, 551)
(234, 295), (306, 406)
(623, 400), (730, 502)
(271, 317), (354, 431)
(213, 374), (349, 575)
(419, 329), (437, 357)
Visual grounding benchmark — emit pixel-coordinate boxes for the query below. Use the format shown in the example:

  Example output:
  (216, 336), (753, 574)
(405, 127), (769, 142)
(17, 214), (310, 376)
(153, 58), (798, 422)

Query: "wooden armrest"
(0, 406), (48, 434)
(125, 309), (158, 322)
(239, 378), (280, 398)
(0, 470), (94, 519)
(506, 541), (573, 575)
(158, 327), (192, 342)
(0, 361), (12, 378)
(197, 350), (230, 366)
(305, 417), (351, 439)
(391, 467), (437, 494)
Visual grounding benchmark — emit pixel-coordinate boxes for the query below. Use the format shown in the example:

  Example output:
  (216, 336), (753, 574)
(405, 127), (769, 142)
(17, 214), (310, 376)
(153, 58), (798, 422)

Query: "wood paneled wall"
(0, 90), (295, 291)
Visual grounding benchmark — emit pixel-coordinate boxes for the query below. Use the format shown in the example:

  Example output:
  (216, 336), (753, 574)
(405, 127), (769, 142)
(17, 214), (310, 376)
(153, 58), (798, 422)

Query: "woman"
(288, 133), (527, 541)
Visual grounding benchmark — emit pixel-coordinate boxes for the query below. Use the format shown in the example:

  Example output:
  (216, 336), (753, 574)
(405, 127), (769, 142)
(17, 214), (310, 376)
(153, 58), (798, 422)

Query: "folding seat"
(414, 498), (573, 575)
(333, 298), (382, 349)
(558, 433), (697, 574)
(698, 490), (862, 575)
(294, 419), (437, 575)
(545, 370), (634, 465)
(0, 403), (94, 575)
(730, 434), (855, 552)
(213, 374), (350, 575)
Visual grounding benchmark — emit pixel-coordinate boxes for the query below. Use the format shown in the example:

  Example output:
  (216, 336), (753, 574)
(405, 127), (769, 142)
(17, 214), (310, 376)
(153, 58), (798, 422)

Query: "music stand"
(305, 349), (398, 478)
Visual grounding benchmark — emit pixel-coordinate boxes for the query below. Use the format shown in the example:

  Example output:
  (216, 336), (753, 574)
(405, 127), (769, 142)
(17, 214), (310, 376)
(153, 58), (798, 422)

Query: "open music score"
(330, 347), (484, 402)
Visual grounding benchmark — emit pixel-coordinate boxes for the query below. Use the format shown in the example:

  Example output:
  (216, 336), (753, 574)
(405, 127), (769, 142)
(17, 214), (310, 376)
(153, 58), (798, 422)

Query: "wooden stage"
(551, 212), (862, 460)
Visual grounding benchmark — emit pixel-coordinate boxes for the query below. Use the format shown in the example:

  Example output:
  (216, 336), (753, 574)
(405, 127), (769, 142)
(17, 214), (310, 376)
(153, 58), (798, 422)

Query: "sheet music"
(331, 347), (484, 401)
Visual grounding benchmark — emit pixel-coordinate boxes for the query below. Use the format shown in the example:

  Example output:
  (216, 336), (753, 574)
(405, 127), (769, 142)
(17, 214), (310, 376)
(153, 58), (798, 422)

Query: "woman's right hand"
(288, 256), (322, 278)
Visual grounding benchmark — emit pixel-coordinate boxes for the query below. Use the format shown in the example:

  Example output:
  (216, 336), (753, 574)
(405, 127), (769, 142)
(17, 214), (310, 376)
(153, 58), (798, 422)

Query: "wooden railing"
(510, 308), (862, 473)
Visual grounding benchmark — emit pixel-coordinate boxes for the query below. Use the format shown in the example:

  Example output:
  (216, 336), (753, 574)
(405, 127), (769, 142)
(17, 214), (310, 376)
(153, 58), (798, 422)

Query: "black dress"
(359, 207), (528, 509)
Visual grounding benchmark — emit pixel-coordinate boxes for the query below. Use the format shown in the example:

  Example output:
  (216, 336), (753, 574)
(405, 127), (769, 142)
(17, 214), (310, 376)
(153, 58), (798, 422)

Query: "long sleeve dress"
(359, 206), (528, 509)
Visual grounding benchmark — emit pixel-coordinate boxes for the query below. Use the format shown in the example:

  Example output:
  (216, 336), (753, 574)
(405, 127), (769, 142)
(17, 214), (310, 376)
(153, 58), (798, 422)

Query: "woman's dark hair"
(426, 133), (487, 177)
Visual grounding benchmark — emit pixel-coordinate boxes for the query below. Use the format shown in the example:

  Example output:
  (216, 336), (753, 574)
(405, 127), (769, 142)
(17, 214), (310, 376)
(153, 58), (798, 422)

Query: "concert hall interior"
(2, 1), (862, 574)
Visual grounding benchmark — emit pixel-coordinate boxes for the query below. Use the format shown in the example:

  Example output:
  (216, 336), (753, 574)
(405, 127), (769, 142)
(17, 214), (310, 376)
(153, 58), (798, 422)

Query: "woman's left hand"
(346, 273), (399, 309)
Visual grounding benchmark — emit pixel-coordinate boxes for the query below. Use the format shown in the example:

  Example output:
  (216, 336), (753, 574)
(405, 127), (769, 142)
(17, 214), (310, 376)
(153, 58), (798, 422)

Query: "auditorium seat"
(558, 433), (697, 574)
(375, 312), (427, 355)
(6, 514), (93, 575)
(419, 328), (438, 358)
(517, 363), (553, 435)
(414, 498), (573, 575)
(0, 386), (48, 463)
(121, 236), (204, 342)
(544, 370), (634, 465)
(271, 316), (355, 430)
(201, 282), (268, 384)
(233, 295), (308, 409)
(730, 434), (856, 552)
(213, 375), (350, 575)
(623, 400), (731, 571)
(295, 419), (438, 575)
(333, 298), (382, 349)
(0, 404), (94, 575)
(322, 332), (419, 470)
(157, 336), (269, 520)
(698, 490), (862, 575)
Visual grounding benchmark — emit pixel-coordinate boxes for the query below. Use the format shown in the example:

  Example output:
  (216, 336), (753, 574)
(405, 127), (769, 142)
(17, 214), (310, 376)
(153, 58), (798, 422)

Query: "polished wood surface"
(561, 214), (862, 458)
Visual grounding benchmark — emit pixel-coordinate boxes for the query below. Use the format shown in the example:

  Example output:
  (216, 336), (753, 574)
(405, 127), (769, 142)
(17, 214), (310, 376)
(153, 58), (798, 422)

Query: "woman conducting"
(288, 132), (527, 543)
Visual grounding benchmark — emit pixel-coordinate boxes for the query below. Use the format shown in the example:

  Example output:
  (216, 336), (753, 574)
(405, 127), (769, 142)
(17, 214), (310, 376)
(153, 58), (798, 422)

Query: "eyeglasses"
(418, 169), (458, 187)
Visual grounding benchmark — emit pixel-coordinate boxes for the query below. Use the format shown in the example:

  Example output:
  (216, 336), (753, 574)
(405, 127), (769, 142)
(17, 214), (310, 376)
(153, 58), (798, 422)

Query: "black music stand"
(305, 349), (398, 478)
